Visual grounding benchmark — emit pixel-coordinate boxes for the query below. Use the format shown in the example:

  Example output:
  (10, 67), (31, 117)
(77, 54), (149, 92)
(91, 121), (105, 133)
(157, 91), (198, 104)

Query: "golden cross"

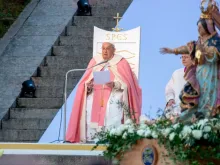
(112, 13), (123, 32)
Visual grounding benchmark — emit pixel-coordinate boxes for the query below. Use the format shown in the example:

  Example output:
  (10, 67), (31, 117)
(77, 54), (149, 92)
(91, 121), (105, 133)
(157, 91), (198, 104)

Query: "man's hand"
(167, 99), (175, 107)
(105, 82), (114, 88)
(87, 81), (93, 89)
(86, 81), (93, 94)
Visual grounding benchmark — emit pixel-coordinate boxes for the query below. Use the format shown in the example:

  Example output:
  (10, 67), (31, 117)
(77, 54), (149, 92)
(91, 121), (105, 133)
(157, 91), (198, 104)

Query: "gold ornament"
(200, 13), (212, 19)
(200, 0), (219, 19)
(196, 50), (202, 60)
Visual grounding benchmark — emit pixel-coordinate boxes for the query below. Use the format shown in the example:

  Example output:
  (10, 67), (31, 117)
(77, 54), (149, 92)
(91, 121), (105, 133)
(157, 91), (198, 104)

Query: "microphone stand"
(63, 60), (108, 142)
(63, 69), (86, 143)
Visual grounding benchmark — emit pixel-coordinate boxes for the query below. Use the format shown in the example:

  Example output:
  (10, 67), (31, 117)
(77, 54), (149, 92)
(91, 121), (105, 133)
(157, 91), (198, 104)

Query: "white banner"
(93, 26), (141, 79)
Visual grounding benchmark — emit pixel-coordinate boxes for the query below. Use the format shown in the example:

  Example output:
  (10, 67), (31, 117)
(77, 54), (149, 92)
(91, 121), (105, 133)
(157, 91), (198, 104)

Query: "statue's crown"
(200, 0), (219, 19)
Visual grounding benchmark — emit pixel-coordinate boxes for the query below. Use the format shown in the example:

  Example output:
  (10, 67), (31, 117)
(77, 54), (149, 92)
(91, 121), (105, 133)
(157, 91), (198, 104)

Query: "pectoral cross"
(112, 13), (123, 32)
(101, 84), (104, 107)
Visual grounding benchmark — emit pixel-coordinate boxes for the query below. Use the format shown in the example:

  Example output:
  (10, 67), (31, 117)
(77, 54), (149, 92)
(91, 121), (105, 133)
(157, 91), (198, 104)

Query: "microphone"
(62, 59), (108, 142)
(87, 60), (108, 69)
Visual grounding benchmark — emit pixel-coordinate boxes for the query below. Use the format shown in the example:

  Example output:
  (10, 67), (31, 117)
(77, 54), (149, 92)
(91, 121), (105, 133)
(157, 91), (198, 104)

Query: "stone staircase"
(0, 0), (133, 142)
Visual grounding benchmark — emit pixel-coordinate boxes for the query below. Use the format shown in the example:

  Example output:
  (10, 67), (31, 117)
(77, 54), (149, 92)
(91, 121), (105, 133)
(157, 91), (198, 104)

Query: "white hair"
(102, 42), (115, 49)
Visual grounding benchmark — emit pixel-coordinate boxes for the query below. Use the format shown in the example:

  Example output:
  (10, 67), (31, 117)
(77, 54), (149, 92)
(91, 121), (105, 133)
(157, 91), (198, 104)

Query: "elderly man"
(66, 42), (142, 143)
(165, 54), (193, 118)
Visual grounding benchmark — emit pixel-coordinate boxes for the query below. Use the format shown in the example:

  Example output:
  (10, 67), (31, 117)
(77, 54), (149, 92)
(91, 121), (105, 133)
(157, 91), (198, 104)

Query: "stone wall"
(0, 0), (77, 120)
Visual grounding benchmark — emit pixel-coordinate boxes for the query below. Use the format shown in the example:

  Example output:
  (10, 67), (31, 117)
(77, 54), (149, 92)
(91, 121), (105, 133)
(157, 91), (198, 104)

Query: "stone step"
(32, 76), (81, 88)
(0, 129), (44, 142)
(17, 98), (63, 109)
(91, 6), (128, 17)
(59, 36), (93, 46)
(52, 46), (93, 56)
(73, 16), (115, 27)
(0, 155), (111, 165)
(44, 56), (91, 67)
(2, 119), (52, 130)
(39, 66), (86, 77)
(66, 26), (112, 37)
(9, 108), (58, 119)
(35, 86), (73, 98)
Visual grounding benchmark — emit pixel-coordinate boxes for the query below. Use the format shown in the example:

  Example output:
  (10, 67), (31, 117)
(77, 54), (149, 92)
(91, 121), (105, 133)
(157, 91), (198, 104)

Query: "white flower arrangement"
(163, 128), (172, 137)
(96, 117), (220, 146)
(203, 125), (211, 132)
(192, 130), (203, 140)
(125, 119), (133, 125)
(151, 131), (158, 139)
(196, 118), (208, 128)
(144, 129), (151, 138)
(93, 117), (220, 165)
(122, 132), (127, 139)
(169, 132), (176, 141)
(181, 125), (192, 139)
(137, 129), (145, 136)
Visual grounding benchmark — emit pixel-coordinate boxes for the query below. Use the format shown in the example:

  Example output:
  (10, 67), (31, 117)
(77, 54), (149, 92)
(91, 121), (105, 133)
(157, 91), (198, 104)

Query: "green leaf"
(0, 149), (4, 157)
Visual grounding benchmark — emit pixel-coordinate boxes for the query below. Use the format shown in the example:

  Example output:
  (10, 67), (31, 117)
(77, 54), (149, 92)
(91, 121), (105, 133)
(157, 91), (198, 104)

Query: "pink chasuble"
(66, 55), (142, 143)
(66, 59), (96, 143)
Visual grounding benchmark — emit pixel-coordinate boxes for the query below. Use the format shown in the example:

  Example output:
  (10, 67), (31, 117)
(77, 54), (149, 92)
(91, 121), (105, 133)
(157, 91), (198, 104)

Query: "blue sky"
(119, 0), (201, 118)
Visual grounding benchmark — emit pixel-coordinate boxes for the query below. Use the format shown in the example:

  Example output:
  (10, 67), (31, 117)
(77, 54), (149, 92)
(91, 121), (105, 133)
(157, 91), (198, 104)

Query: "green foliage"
(0, 149), (3, 157)
(0, 0), (30, 37)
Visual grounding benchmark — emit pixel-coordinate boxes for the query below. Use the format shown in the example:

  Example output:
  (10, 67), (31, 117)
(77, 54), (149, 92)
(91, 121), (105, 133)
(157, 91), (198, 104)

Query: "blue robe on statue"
(179, 32), (220, 123)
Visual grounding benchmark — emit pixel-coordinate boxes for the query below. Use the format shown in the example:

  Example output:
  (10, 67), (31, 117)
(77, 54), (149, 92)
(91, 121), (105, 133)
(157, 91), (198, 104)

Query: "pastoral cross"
(112, 13), (123, 32)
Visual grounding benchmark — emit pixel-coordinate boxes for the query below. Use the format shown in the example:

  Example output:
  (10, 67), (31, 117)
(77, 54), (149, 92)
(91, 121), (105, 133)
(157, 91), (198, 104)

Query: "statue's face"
(102, 42), (115, 60)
